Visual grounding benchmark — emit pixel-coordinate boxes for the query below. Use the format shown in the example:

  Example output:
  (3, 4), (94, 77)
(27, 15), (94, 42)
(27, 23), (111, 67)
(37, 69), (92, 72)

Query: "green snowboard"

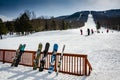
(11, 44), (22, 67)
(33, 43), (42, 70)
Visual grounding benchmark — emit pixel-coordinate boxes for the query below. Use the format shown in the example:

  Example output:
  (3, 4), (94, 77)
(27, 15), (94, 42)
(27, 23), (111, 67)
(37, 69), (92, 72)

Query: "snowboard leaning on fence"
(11, 44), (22, 67)
(11, 44), (26, 67)
(48, 44), (58, 73)
(33, 43), (43, 70)
(56, 45), (65, 76)
(39, 42), (50, 71)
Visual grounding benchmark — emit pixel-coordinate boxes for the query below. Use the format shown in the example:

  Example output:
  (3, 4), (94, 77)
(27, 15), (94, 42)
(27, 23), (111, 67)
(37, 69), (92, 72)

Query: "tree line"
(93, 14), (120, 31)
(101, 16), (120, 30)
(0, 11), (71, 39)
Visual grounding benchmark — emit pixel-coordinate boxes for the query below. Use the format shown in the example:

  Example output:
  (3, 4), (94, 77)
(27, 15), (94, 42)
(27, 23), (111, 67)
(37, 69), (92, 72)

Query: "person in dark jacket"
(91, 29), (94, 34)
(87, 28), (90, 35)
(80, 29), (83, 35)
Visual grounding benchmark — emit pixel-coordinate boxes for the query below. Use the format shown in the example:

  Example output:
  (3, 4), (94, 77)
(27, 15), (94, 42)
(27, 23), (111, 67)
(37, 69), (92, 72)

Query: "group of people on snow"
(80, 28), (94, 36)
(80, 28), (110, 35)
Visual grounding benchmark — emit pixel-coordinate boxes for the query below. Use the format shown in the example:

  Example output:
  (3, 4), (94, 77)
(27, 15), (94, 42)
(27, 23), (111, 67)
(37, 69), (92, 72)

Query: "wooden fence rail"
(0, 49), (92, 76)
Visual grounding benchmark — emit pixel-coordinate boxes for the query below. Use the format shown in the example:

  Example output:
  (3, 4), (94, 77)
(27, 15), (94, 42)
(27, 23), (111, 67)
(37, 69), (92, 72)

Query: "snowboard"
(39, 42), (50, 71)
(14, 44), (26, 67)
(33, 43), (43, 70)
(11, 44), (22, 67)
(56, 45), (65, 76)
(48, 44), (58, 73)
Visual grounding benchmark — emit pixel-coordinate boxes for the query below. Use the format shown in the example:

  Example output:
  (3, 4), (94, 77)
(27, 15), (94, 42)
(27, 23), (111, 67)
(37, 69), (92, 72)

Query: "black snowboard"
(39, 42), (50, 71)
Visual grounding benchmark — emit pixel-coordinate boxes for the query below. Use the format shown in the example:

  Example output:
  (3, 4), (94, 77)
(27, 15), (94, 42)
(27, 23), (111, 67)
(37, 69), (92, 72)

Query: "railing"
(0, 49), (92, 76)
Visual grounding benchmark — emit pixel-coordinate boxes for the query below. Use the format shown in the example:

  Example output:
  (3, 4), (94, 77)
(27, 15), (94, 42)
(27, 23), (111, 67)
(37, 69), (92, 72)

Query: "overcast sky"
(0, 0), (120, 21)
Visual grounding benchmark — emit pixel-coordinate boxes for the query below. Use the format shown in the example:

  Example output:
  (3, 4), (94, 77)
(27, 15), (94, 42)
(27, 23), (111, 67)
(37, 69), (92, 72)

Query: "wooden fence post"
(3, 50), (5, 64)
(32, 52), (35, 66)
(85, 56), (87, 75)
(54, 54), (57, 72)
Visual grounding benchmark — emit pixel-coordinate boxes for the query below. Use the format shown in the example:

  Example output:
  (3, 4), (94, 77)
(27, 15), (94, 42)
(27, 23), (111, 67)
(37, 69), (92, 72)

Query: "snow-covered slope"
(0, 12), (120, 80)
(0, 28), (120, 80)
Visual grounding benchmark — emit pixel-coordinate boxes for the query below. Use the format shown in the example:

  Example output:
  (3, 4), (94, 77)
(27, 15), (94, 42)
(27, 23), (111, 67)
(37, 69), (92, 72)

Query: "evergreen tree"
(96, 21), (101, 30)
(50, 19), (57, 30)
(44, 20), (48, 31)
(96, 21), (101, 33)
(6, 21), (14, 35)
(61, 20), (68, 30)
(65, 22), (69, 30)
(0, 18), (8, 39)
(60, 20), (65, 30)
(14, 12), (33, 35)
(14, 18), (21, 35)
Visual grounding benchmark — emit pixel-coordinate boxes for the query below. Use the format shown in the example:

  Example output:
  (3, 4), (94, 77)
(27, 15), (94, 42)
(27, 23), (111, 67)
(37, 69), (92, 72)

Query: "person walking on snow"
(80, 29), (83, 35)
(91, 29), (94, 34)
(87, 28), (90, 35)
(107, 29), (109, 33)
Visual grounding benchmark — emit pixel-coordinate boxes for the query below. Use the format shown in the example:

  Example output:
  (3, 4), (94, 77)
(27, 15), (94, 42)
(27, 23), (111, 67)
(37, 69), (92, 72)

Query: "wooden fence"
(0, 49), (92, 76)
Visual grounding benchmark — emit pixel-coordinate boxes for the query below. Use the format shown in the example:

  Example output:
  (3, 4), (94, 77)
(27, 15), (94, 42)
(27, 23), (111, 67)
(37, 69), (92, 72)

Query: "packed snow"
(0, 28), (120, 80)
(0, 13), (120, 80)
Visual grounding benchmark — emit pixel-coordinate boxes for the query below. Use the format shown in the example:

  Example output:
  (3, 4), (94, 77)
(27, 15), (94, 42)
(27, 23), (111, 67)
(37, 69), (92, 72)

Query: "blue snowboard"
(48, 44), (58, 73)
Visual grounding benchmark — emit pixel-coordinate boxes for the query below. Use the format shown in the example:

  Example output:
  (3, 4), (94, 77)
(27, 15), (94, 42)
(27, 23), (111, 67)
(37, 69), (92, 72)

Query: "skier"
(87, 28), (90, 35)
(106, 29), (109, 33)
(80, 29), (83, 35)
(91, 29), (94, 34)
